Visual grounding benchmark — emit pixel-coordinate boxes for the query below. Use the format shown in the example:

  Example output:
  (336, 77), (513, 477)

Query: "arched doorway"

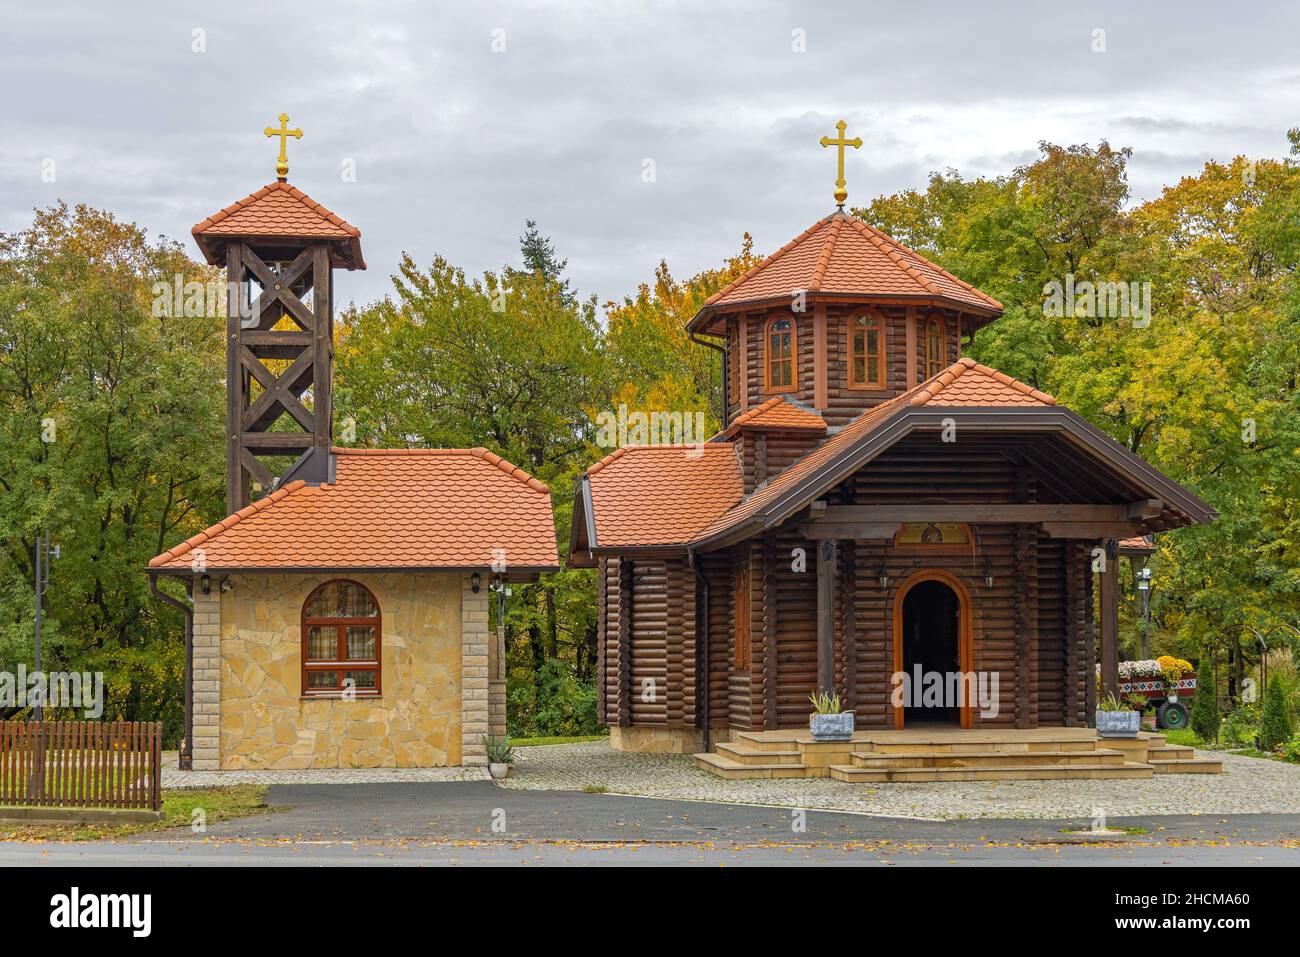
(891, 570), (974, 729)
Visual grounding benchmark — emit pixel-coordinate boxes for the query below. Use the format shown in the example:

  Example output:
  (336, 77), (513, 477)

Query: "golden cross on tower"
(263, 113), (303, 181)
(819, 119), (863, 208)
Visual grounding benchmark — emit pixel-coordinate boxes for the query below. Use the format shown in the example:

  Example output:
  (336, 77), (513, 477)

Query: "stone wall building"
(147, 142), (557, 769)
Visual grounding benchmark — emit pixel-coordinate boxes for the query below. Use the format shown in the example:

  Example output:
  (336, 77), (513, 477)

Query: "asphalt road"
(3, 782), (1299, 866)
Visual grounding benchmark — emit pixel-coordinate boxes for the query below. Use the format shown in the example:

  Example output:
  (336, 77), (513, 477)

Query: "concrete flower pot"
(489, 762), (511, 779)
(1095, 710), (1141, 738)
(809, 711), (855, 741)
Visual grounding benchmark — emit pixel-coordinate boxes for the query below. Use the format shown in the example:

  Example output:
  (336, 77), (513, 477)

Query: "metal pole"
(33, 530), (44, 721)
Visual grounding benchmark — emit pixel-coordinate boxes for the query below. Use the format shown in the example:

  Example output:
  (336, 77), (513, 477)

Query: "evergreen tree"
(518, 219), (567, 282)
(1258, 673), (1294, 752)
(1190, 655), (1219, 742)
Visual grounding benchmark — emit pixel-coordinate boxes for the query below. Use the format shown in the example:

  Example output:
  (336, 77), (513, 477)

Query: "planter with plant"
(486, 735), (514, 779)
(808, 690), (854, 741)
(1095, 693), (1141, 738)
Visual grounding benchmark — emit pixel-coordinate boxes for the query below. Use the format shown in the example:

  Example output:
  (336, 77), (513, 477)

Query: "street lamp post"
(1137, 566), (1153, 660)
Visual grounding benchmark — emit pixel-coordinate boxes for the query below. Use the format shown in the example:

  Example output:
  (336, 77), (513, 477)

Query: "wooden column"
(737, 314), (749, 413)
(225, 242), (245, 514)
(840, 541), (857, 709)
(595, 558), (607, 724)
(1012, 523), (1033, 729)
(904, 305), (918, 389)
(1099, 538), (1120, 701)
(616, 558), (633, 727)
(762, 539), (778, 729)
(817, 538), (838, 697)
(813, 302), (828, 410)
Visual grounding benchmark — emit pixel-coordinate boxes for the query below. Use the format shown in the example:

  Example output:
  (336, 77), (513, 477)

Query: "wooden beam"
(800, 522), (899, 540)
(762, 539), (778, 729)
(1042, 522), (1143, 539)
(1099, 539), (1120, 701)
(820, 503), (1142, 523)
(816, 538), (838, 697)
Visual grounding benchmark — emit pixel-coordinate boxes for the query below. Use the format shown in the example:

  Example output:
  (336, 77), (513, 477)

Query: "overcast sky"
(2, 1), (1297, 310)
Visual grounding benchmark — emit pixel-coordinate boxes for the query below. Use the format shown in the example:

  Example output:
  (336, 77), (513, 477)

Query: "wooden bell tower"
(192, 114), (365, 512)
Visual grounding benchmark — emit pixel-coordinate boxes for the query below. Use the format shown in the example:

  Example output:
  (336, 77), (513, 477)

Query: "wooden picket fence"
(0, 721), (162, 811)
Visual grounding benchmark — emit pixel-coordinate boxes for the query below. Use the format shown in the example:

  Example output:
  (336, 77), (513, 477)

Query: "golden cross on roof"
(264, 113), (303, 181)
(819, 119), (862, 208)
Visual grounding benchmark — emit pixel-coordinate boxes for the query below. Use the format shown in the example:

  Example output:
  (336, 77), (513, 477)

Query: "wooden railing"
(0, 720), (162, 811)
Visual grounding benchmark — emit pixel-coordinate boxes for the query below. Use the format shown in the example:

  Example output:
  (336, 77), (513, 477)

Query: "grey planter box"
(810, 711), (855, 741)
(1095, 710), (1141, 738)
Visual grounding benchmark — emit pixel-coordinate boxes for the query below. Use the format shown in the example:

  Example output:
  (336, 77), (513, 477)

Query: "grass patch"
(581, 784), (607, 794)
(511, 734), (609, 747)
(1161, 728), (1202, 748)
(0, 785), (273, 843)
(1226, 747), (1282, 762)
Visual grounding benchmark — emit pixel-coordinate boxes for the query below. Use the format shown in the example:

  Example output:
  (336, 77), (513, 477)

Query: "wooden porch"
(693, 727), (1222, 782)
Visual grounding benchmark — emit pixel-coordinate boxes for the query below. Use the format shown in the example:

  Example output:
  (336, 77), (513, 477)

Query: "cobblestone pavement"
(498, 741), (1300, 820)
(162, 764), (489, 787)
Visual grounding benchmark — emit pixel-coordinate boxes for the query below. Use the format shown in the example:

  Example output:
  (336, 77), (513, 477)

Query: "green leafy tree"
(0, 204), (225, 736)
(1259, 672), (1294, 752)
(1190, 655), (1220, 742)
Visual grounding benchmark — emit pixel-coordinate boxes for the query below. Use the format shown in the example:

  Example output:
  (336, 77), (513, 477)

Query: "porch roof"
(689, 358), (1216, 549)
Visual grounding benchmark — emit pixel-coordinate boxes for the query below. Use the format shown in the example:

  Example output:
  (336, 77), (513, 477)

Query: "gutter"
(149, 574), (193, 770)
(688, 548), (710, 753)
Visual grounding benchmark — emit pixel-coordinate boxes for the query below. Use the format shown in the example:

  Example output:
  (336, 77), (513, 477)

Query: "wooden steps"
(692, 727), (1222, 782)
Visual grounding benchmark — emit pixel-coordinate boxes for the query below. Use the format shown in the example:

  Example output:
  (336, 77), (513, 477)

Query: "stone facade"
(193, 571), (474, 771)
(460, 575), (490, 766)
(608, 725), (708, 754)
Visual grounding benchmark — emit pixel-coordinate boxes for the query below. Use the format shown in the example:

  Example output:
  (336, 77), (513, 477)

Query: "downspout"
(150, 574), (193, 770)
(688, 329), (729, 430)
(688, 548), (710, 753)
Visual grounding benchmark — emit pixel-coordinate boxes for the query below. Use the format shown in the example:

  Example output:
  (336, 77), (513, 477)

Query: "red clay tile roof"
(149, 448), (557, 572)
(689, 211), (1002, 333)
(192, 181), (365, 269)
(1118, 535), (1156, 554)
(690, 358), (1055, 545)
(584, 445), (742, 548)
(718, 396), (828, 438)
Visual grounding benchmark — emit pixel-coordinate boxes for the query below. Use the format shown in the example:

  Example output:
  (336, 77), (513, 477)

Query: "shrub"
(1220, 705), (1259, 749)
(1280, 734), (1300, 764)
(1190, 656), (1220, 743)
(1258, 673), (1295, 753)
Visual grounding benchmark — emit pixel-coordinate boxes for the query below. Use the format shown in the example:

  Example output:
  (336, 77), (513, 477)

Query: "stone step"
(1147, 744), (1197, 761)
(1151, 757), (1223, 774)
(714, 742), (804, 767)
(828, 762), (1154, 783)
(849, 748), (1126, 769)
(692, 752), (807, 780)
(863, 739), (1098, 755)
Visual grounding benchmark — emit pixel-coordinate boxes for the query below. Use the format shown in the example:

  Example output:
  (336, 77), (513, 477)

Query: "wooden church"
(570, 122), (1219, 778)
(148, 118), (558, 771)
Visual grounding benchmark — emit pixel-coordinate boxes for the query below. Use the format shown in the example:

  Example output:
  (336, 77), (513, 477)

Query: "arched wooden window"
(765, 316), (796, 391)
(849, 310), (886, 388)
(924, 317), (946, 379)
(302, 580), (381, 697)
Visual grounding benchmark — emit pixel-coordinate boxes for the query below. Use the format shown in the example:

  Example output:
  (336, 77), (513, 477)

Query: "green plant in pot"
(1095, 692), (1141, 738)
(808, 690), (854, 741)
(486, 734), (515, 779)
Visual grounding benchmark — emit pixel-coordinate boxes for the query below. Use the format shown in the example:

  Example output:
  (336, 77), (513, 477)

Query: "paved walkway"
(498, 741), (1300, 820)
